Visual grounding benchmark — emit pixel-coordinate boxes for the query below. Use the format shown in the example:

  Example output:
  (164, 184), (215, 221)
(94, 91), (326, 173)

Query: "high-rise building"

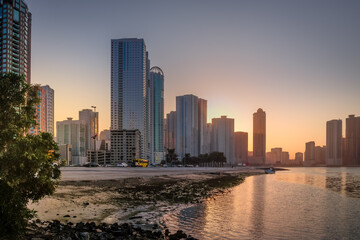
(41, 85), (54, 136)
(281, 151), (289, 165)
(110, 130), (140, 164)
(345, 115), (360, 166)
(99, 129), (111, 141)
(0, 0), (31, 83)
(234, 131), (248, 164)
(79, 109), (99, 151)
(253, 108), (266, 164)
(198, 98), (208, 154)
(176, 94), (199, 159)
(305, 141), (315, 166)
(271, 148), (282, 164)
(315, 146), (326, 164)
(295, 152), (303, 165)
(56, 118), (87, 165)
(150, 66), (164, 164)
(29, 86), (46, 135)
(211, 116), (235, 164)
(326, 119), (342, 166)
(111, 38), (150, 160)
(165, 111), (176, 150)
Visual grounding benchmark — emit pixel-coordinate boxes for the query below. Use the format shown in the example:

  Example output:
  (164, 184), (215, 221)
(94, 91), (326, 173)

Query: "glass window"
(13, 10), (19, 22)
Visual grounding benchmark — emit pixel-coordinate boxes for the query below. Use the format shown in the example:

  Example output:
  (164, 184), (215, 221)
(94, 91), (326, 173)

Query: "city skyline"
(28, 0), (360, 157)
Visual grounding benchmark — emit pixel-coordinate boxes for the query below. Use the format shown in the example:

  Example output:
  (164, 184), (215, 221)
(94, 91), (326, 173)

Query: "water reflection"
(275, 167), (360, 198)
(249, 175), (265, 239)
(162, 168), (360, 239)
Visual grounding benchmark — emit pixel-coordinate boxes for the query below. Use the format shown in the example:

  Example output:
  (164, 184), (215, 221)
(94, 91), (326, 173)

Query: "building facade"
(41, 85), (54, 136)
(315, 146), (326, 165)
(198, 98), (208, 154)
(29, 86), (46, 135)
(110, 130), (140, 164)
(111, 38), (150, 160)
(176, 94), (199, 159)
(345, 115), (360, 166)
(211, 116), (235, 164)
(271, 148), (282, 165)
(150, 66), (164, 164)
(253, 108), (266, 164)
(79, 109), (99, 151)
(281, 151), (289, 165)
(56, 118), (87, 165)
(165, 111), (176, 150)
(234, 131), (248, 164)
(305, 141), (315, 166)
(0, 0), (31, 83)
(326, 119), (342, 166)
(295, 152), (303, 165)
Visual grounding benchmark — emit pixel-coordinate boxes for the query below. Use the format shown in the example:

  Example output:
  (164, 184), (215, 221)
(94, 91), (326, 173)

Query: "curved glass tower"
(150, 66), (164, 163)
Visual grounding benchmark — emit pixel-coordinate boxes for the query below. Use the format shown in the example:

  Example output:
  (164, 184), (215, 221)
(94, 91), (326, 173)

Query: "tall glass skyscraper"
(111, 38), (150, 160)
(150, 66), (164, 163)
(0, 0), (31, 83)
(176, 94), (199, 159)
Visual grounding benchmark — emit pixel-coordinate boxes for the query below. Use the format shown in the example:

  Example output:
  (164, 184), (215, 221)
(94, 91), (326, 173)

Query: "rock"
(80, 232), (90, 240)
(169, 230), (187, 240)
(63, 215), (70, 218)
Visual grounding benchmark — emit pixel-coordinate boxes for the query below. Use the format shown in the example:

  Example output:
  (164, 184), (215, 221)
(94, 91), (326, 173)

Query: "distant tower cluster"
(56, 109), (98, 165)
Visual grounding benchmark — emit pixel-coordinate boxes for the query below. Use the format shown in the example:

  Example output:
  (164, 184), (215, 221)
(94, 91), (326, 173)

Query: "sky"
(28, 0), (360, 158)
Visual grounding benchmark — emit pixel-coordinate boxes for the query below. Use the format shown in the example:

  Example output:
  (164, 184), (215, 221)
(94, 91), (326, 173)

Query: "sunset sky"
(29, 0), (360, 158)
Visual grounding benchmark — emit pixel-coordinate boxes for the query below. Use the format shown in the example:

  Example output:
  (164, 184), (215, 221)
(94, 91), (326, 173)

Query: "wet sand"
(29, 168), (263, 227)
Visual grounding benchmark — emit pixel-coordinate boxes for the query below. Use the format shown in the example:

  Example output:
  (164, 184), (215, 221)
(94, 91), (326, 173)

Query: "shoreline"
(27, 169), (263, 239)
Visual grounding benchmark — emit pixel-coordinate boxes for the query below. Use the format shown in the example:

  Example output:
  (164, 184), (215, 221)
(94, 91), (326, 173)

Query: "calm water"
(161, 168), (360, 239)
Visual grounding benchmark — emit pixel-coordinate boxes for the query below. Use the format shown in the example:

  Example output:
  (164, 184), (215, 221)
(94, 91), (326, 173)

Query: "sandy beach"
(29, 167), (262, 226)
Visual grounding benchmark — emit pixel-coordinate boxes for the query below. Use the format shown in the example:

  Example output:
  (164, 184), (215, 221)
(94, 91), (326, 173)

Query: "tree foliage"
(0, 73), (60, 238)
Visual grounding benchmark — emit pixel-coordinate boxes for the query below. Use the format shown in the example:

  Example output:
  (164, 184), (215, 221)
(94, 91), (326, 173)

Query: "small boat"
(265, 167), (276, 174)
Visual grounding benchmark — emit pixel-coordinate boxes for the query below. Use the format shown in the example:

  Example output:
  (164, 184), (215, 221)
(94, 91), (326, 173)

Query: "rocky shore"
(26, 220), (196, 240)
(27, 170), (262, 239)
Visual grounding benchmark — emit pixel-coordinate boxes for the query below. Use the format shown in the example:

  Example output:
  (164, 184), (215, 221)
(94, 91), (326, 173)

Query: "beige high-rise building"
(56, 118), (87, 165)
(326, 119), (342, 166)
(315, 146), (326, 164)
(281, 151), (289, 165)
(198, 98), (208, 154)
(253, 108), (266, 164)
(295, 152), (303, 165)
(234, 131), (248, 164)
(165, 111), (177, 150)
(79, 109), (99, 151)
(271, 148), (282, 164)
(345, 115), (360, 166)
(211, 116), (235, 164)
(305, 141), (315, 166)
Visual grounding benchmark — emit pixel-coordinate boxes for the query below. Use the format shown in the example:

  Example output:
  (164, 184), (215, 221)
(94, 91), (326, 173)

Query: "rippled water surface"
(161, 168), (360, 239)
